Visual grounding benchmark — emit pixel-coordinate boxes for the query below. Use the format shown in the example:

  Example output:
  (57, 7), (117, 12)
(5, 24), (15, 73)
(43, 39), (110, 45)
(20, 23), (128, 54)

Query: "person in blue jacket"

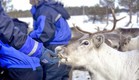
(0, 41), (43, 80)
(29, 0), (71, 80)
(12, 18), (29, 34)
(0, 1), (63, 79)
(0, 1), (44, 80)
(0, 1), (43, 59)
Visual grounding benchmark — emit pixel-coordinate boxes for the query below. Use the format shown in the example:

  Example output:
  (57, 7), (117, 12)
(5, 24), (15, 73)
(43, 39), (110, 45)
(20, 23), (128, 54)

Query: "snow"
(58, 0), (99, 7)
(19, 12), (139, 32)
(69, 12), (139, 32)
(11, 0), (31, 11)
(11, 0), (99, 11)
(18, 17), (33, 28)
(72, 70), (91, 80)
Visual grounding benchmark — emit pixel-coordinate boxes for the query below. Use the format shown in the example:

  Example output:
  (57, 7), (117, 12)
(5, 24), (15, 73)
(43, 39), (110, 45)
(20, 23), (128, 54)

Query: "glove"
(40, 47), (59, 64)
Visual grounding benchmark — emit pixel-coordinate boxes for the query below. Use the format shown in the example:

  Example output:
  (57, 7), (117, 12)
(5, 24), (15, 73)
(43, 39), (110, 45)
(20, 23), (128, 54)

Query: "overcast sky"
(11, 0), (99, 10)
(11, 0), (31, 10)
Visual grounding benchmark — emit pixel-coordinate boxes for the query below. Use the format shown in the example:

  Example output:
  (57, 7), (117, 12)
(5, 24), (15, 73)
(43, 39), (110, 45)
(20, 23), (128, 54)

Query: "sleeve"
(0, 8), (43, 57)
(29, 15), (55, 43)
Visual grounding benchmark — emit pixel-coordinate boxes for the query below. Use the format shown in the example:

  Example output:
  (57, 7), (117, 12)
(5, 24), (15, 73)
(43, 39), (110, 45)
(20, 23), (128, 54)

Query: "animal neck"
(85, 43), (139, 80)
(128, 36), (139, 51)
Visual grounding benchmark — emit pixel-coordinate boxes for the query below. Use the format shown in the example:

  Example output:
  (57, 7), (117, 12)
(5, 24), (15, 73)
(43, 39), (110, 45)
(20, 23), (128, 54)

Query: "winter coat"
(0, 4), (43, 57)
(0, 40), (40, 70)
(0, 2), (42, 70)
(13, 18), (28, 34)
(29, 1), (71, 47)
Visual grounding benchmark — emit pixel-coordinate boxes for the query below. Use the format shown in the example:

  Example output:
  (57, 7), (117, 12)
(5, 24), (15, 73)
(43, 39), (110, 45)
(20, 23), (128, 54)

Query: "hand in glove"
(40, 47), (59, 64)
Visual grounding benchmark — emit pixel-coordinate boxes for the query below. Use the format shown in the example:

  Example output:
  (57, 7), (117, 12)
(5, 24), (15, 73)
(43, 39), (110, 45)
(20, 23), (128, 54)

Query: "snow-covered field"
(19, 12), (139, 33)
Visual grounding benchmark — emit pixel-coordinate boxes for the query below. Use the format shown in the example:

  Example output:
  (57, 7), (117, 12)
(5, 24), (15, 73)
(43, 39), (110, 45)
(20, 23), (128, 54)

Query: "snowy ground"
(19, 12), (139, 33)
(18, 12), (139, 80)
(72, 70), (91, 80)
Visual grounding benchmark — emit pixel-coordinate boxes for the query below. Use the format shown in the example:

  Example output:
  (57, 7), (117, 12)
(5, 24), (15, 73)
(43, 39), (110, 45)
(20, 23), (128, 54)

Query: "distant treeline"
(7, 6), (138, 18)
(8, 10), (32, 18)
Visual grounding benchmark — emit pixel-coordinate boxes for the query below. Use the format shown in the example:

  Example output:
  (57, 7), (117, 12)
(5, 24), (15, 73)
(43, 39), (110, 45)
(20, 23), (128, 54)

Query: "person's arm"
(29, 15), (55, 43)
(0, 4), (43, 57)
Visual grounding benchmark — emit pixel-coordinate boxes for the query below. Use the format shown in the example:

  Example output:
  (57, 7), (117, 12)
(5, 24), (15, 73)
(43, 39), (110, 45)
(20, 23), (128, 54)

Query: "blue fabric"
(3, 67), (43, 80)
(29, 2), (71, 80)
(19, 36), (43, 58)
(0, 2), (42, 70)
(30, 4), (71, 46)
(30, 15), (46, 39)
(42, 62), (70, 80)
(0, 4), (43, 58)
(0, 41), (41, 70)
(0, 5), (27, 50)
(40, 48), (59, 64)
(0, 1), (3, 12)
(44, 1), (70, 19)
(40, 47), (70, 80)
(30, 6), (36, 15)
(12, 18), (28, 34)
(50, 17), (71, 44)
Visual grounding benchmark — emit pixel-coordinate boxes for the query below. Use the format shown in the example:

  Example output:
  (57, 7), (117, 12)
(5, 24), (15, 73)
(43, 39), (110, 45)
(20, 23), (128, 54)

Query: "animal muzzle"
(55, 46), (68, 61)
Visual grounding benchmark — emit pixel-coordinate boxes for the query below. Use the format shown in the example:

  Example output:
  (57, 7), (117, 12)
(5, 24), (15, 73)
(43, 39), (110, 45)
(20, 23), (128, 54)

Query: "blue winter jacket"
(13, 18), (28, 34)
(0, 1), (42, 70)
(0, 40), (40, 70)
(29, 1), (71, 47)
(0, 4), (43, 57)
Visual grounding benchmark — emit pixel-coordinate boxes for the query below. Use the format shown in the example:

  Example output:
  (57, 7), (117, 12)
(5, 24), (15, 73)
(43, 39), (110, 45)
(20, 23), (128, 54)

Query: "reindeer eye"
(81, 40), (90, 45)
(124, 42), (127, 45)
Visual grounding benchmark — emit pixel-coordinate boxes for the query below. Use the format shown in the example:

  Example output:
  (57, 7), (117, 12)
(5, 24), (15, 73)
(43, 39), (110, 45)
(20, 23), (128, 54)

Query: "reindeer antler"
(72, 23), (88, 34)
(75, 8), (126, 35)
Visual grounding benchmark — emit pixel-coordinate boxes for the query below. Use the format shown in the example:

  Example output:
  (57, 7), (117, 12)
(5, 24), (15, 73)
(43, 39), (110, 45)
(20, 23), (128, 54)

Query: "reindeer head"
(119, 36), (132, 51)
(56, 8), (125, 67)
(56, 34), (105, 67)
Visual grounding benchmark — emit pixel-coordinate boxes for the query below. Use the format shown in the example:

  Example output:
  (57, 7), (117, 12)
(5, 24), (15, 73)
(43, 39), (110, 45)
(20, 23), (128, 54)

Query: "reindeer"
(109, 27), (139, 51)
(56, 33), (139, 80)
(119, 35), (139, 51)
(114, 28), (139, 38)
(71, 9), (126, 50)
(56, 8), (139, 80)
(70, 26), (85, 42)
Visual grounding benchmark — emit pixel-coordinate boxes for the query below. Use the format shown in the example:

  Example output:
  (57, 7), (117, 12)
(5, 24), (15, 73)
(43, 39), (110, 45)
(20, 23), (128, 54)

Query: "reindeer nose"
(55, 46), (68, 60)
(55, 46), (63, 54)
(55, 46), (66, 55)
(96, 36), (101, 42)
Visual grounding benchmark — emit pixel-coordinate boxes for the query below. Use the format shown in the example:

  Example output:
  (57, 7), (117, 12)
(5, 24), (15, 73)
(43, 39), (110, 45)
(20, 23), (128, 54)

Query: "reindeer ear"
(124, 36), (131, 45)
(127, 36), (131, 42)
(92, 34), (105, 48)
